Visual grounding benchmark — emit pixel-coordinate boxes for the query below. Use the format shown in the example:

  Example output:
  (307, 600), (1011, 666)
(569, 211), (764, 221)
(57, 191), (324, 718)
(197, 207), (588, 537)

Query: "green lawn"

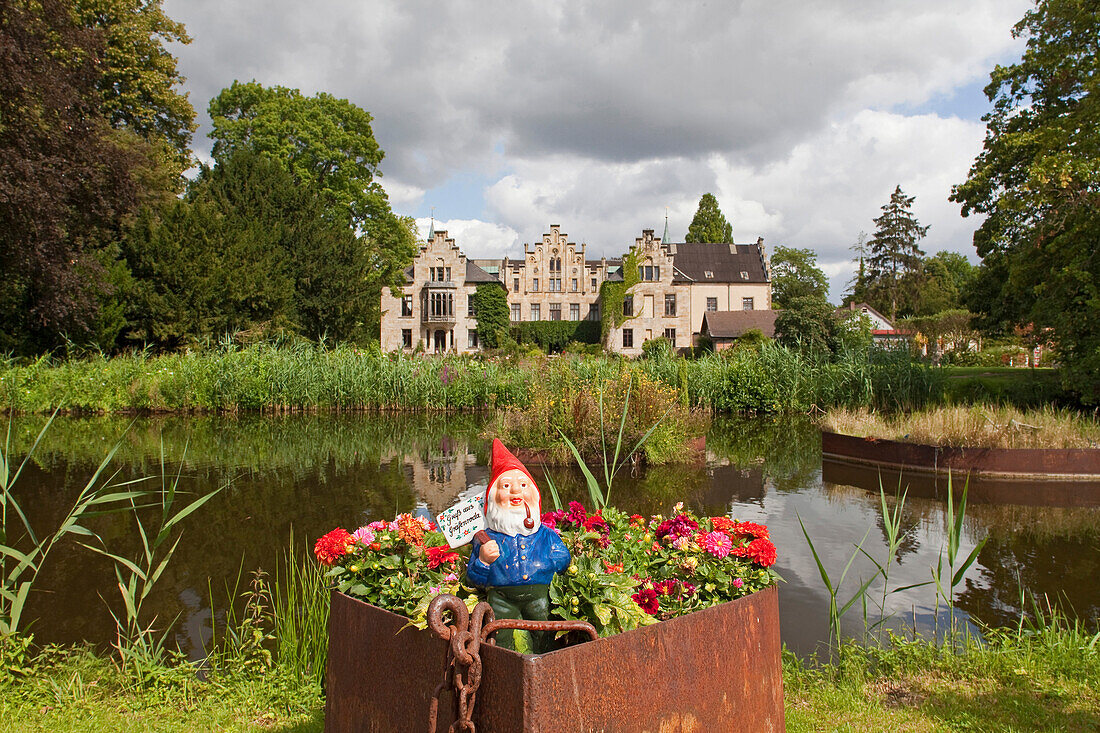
(5, 631), (1098, 732)
(942, 366), (1068, 406)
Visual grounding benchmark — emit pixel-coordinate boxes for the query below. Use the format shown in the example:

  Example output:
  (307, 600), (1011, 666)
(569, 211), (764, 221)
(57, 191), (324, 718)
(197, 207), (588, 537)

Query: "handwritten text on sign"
(435, 495), (487, 548)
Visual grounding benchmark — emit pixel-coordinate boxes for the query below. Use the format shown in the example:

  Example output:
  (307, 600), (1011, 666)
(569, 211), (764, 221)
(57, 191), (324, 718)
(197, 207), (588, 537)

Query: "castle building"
(380, 223), (771, 355)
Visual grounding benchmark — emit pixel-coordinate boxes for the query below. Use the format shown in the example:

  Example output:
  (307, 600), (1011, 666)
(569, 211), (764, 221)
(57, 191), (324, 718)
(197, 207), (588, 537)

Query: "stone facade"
(606, 229), (691, 355)
(489, 225), (615, 327)
(380, 229), (500, 354)
(381, 224), (771, 355)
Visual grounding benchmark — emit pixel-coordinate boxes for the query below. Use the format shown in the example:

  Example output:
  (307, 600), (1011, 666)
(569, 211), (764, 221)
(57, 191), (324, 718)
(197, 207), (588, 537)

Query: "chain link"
(425, 594), (598, 732)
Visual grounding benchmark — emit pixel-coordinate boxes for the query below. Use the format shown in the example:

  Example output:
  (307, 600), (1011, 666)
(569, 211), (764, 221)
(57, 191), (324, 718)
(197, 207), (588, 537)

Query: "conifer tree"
(865, 186), (928, 321)
(685, 193), (733, 243)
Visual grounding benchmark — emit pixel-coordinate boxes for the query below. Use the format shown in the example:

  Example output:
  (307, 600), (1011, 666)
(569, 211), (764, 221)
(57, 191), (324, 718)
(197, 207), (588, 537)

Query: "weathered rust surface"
(325, 585), (785, 732)
(822, 431), (1100, 481)
(823, 456), (1100, 507)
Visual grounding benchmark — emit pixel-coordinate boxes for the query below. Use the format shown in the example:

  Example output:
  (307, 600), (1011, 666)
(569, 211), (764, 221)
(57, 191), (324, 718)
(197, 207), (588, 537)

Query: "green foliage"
(776, 295), (837, 353)
(770, 246), (829, 309)
(599, 249), (641, 343)
(493, 366), (706, 467)
(511, 320), (600, 352)
(546, 505), (778, 635)
(73, 0), (196, 166)
(865, 185), (928, 320)
(950, 0), (1100, 403)
(80, 450), (224, 678)
(640, 336), (674, 361)
(0, 0), (141, 353)
(122, 150), (374, 345)
(472, 284), (510, 348)
(684, 193), (733, 243)
(208, 81), (417, 297)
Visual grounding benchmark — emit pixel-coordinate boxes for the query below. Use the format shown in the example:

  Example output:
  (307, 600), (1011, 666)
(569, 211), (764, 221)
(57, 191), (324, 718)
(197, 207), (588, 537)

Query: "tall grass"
(1, 413), (145, 643)
(2, 341), (944, 416)
(271, 536), (329, 684)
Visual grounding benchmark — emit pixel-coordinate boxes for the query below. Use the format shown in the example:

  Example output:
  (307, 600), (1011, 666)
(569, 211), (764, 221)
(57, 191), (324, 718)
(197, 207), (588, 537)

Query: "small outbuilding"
(699, 310), (778, 351)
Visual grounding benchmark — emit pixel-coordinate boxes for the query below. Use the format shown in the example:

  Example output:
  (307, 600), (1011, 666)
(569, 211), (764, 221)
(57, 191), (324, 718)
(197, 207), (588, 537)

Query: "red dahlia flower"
(426, 545), (461, 569)
(731, 521), (770, 540)
(710, 516), (735, 532)
(733, 537), (777, 567)
(632, 587), (660, 615)
(315, 528), (354, 566)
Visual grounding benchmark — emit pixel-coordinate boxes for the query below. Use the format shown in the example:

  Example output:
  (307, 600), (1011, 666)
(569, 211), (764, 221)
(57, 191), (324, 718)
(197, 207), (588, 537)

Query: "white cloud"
(162, 0), (1027, 300)
(414, 218), (521, 259)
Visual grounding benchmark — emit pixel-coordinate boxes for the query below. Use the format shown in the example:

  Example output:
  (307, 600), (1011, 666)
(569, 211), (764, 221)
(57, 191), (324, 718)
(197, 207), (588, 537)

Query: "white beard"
(485, 491), (539, 536)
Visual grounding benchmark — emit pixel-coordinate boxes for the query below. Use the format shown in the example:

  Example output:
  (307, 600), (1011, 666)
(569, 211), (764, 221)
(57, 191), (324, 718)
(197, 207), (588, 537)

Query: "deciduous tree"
(951, 0), (1100, 402)
(0, 0), (140, 352)
(208, 81), (418, 320)
(770, 246), (828, 309)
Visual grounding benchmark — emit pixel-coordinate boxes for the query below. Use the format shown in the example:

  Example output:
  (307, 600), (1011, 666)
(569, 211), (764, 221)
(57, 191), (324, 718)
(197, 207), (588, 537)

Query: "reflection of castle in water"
(386, 436), (488, 512)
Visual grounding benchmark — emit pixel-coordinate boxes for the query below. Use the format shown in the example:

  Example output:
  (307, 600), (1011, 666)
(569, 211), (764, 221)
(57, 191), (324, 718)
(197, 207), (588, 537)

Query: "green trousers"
(486, 584), (552, 653)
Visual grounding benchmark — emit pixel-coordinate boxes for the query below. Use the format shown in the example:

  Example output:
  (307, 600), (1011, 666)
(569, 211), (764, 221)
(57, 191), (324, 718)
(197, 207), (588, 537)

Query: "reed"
(271, 534), (330, 684)
(2, 341), (948, 416)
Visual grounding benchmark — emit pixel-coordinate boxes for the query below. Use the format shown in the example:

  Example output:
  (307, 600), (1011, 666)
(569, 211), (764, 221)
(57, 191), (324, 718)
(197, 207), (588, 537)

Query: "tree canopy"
(208, 81), (417, 296)
(951, 0), (1100, 402)
(864, 185), (928, 320)
(74, 0), (196, 167)
(0, 0), (140, 352)
(770, 246), (829, 309)
(685, 193), (733, 243)
(122, 151), (375, 346)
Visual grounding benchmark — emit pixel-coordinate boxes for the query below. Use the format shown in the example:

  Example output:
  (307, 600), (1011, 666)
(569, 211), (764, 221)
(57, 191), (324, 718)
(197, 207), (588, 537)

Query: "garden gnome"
(466, 439), (571, 651)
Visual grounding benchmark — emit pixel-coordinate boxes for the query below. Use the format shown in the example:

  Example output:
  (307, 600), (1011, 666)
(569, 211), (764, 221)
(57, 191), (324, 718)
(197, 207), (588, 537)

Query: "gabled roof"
(835, 302), (894, 329)
(700, 310), (778, 339)
(670, 243), (769, 284)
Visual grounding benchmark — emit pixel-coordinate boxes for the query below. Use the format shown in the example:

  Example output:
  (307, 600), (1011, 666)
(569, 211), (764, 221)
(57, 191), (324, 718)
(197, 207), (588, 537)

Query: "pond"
(7, 413), (1100, 658)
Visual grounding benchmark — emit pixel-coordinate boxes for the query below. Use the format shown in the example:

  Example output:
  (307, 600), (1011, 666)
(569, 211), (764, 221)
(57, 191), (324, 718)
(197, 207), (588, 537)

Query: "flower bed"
(315, 502), (779, 639)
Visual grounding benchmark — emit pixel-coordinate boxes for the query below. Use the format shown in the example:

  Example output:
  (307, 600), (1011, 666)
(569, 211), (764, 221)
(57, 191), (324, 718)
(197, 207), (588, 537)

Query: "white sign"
(435, 495), (487, 548)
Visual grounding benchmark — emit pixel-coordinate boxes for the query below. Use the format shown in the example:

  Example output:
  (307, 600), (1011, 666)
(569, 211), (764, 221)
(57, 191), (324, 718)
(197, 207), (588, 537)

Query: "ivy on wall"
(510, 321), (600, 351)
(599, 248), (641, 345)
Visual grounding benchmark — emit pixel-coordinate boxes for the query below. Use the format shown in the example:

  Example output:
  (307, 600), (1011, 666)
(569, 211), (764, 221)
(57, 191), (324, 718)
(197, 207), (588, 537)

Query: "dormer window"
(740, 271), (749, 280)
(704, 270), (714, 279)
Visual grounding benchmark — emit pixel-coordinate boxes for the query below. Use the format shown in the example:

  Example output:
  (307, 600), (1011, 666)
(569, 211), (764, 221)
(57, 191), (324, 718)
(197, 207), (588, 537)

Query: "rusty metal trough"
(324, 585), (785, 732)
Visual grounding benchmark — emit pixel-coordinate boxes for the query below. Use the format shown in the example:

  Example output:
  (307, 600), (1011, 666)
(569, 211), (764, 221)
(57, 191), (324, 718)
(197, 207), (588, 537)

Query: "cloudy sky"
(165, 0), (1031, 299)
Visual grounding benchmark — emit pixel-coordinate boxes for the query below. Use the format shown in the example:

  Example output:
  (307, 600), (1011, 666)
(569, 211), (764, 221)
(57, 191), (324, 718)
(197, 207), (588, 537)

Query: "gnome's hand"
(479, 540), (500, 564)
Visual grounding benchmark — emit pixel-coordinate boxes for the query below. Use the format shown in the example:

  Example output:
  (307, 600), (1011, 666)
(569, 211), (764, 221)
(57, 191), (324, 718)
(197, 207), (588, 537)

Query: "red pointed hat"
(485, 438), (537, 505)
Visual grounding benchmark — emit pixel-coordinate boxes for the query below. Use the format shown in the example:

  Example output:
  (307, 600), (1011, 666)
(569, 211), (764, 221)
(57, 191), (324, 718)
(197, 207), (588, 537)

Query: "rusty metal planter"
(325, 585), (784, 732)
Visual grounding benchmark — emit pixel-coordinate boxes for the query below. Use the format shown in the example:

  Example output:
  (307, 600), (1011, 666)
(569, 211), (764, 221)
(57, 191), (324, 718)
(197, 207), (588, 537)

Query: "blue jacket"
(466, 526), (571, 588)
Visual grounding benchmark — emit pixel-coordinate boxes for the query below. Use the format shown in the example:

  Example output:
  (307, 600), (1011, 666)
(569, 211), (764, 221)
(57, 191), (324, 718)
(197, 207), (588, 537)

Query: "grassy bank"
(821, 405), (1100, 449)
(4, 625), (1098, 732)
(0, 341), (944, 415)
(785, 630), (1100, 731)
(943, 366), (1068, 407)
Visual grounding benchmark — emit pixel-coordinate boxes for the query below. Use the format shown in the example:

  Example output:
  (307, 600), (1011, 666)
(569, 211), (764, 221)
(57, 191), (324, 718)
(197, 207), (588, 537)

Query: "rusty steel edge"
(325, 584), (785, 732)
(822, 431), (1100, 480)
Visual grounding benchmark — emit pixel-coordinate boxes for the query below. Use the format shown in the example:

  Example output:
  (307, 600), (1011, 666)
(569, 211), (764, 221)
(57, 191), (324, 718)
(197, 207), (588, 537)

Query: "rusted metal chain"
(426, 594), (598, 732)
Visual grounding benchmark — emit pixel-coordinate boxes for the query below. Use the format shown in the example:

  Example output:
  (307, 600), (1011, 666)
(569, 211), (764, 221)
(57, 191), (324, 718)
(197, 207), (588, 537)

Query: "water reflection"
(7, 413), (1099, 659)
